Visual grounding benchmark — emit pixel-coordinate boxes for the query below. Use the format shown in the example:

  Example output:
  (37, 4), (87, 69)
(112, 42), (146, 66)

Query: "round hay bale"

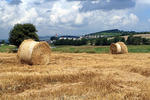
(117, 42), (128, 54)
(110, 42), (128, 54)
(17, 39), (51, 65)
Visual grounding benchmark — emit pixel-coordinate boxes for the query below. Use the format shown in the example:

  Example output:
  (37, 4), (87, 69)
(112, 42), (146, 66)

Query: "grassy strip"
(52, 46), (109, 53)
(1, 44), (150, 53)
(128, 45), (150, 53)
(0, 44), (17, 53)
(52, 45), (150, 53)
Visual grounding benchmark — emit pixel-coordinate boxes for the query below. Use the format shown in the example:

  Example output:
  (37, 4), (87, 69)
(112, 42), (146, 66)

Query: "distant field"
(134, 34), (150, 38)
(122, 34), (150, 40)
(0, 44), (16, 53)
(101, 32), (121, 36)
(1, 44), (150, 53)
(52, 45), (150, 53)
(52, 46), (109, 53)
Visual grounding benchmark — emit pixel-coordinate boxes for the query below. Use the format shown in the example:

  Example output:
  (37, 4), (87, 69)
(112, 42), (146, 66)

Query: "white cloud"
(50, 0), (81, 25)
(48, 1), (139, 29)
(10, 8), (38, 25)
(0, 0), (144, 38)
(0, 0), (54, 27)
(136, 0), (150, 4)
(84, 10), (139, 30)
(91, 0), (100, 4)
(75, 14), (83, 24)
(129, 13), (139, 24)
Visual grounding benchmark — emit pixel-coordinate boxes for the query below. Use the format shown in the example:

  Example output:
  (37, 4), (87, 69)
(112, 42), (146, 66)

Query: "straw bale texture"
(110, 42), (128, 54)
(17, 39), (51, 65)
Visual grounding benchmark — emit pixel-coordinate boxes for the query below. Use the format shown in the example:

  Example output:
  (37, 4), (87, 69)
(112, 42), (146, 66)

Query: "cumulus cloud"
(0, 0), (54, 26)
(91, 0), (100, 4)
(0, 0), (146, 39)
(84, 10), (139, 30)
(136, 0), (150, 4)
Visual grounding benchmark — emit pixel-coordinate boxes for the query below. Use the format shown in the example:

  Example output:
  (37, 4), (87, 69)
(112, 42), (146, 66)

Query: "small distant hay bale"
(110, 42), (128, 54)
(17, 39), (51, 65)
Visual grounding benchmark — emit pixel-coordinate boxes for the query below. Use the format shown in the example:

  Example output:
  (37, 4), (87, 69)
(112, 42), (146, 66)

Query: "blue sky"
(0, 0), (150, 39)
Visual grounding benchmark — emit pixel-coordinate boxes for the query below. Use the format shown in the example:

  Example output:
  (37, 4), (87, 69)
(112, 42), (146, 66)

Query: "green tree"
(127, 35), (143, 45)
(9, 23), (39, 47)
(50, 36), (58, 41)
(1, 40), (5, 44)
(121, 38), (125, 43)
(95, 38), (103, 45)
(142, 38), (150, 45)
(113, 36), (125, 43)
(53, 38), (87, 46)
(132, 36), (143, 45)
(95, 37), (108, 46)
(102, 37), (108, 45)
(126, 35), (133, 45)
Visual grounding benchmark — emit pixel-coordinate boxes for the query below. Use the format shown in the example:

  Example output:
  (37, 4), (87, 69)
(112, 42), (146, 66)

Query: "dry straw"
(17, 39), (51, 65)
(110, 42), (128, 54)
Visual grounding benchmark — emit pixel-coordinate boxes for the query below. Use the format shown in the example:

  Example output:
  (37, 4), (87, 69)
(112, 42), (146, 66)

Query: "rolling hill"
(85, 29), (150, 37)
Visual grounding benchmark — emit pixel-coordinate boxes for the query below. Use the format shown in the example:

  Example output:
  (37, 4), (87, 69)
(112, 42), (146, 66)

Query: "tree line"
(53, 38), (87, 46)
(8, 23), (150, 47)
(52, 35), (150, 46)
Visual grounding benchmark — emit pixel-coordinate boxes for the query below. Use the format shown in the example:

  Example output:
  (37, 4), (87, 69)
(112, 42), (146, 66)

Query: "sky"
(0, 0), (150, 39)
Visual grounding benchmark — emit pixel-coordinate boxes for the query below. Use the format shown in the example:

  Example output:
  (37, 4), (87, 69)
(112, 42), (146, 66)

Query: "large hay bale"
(17, 39), (51, 65)
(110, 42), (128, 54)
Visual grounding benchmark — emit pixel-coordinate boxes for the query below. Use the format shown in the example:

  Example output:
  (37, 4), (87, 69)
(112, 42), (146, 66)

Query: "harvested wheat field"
(0, 52), (150, 100)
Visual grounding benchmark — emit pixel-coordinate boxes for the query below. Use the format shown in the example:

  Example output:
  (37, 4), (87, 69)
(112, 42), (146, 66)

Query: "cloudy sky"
(0, 0), (150, 39)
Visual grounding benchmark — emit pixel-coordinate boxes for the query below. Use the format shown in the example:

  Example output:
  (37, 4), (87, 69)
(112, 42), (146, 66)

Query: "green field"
(1, 44), (150, 53)
(52, 45), (150, 53)
(0, 44), (17, 53)
(100, 32), (121, 36)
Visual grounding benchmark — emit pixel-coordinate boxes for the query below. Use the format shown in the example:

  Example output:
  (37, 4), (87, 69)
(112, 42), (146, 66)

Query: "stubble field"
(0, 52), (150, 100)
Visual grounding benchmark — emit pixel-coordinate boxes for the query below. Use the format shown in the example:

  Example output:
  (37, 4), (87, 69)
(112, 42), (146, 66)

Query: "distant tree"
(88, 39), (95, 45)
(102, 37), (108, 45)
(113, 36), (125, 43)
(50, 36), (58, 41)
(126, 35), (133, 45)
(1, 40), (5, 44)
(95, 38), (103, 45)
(142, 38), (150, 45)
(107, 39), (114, 45)
(9, 23), (39, 47)
(127, 35), (143, 45)
(132, 36), (143, 45)
(95, 37), (109, 46)
(53, 38), (87, 46)
(113, 36), (120, 43)
(121, 38), (125, 43)
(80, 38), (87, 45)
